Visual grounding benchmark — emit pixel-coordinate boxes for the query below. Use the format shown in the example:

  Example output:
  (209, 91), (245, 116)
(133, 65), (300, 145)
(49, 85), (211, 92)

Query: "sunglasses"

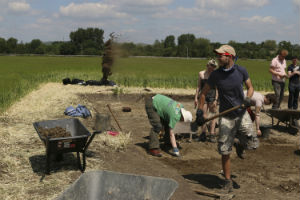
(217, 52), (232, 57)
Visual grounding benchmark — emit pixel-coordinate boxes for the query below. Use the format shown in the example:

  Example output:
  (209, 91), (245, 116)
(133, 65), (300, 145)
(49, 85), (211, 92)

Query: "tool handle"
(107, 104), (123, 131)
(204, 104), (243, 123)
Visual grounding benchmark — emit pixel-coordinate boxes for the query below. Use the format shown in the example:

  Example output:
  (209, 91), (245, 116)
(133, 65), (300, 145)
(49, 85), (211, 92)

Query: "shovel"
(190, 104), (244, 132)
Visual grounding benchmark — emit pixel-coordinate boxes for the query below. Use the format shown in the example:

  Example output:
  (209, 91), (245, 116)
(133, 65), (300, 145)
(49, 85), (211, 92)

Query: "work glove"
(196, 109), (205, 126)
(243, 97), (251, 108)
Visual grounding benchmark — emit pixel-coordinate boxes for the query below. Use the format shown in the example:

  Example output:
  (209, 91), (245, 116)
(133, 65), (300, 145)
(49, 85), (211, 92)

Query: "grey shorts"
(218, 111), (259, 155)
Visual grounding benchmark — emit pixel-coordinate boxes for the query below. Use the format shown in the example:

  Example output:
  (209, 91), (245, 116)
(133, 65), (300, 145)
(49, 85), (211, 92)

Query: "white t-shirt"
(244, 91), (264, 107)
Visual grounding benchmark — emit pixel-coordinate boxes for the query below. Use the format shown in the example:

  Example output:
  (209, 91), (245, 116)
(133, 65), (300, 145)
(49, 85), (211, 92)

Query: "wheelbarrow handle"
(84, 131), (102, 152)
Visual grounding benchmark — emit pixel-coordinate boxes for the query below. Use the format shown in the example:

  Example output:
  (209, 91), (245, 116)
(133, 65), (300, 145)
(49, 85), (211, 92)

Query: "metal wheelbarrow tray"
(33, 118), (100, 174)
(55, 170), (178, 200)
(265, 109), (300, 133)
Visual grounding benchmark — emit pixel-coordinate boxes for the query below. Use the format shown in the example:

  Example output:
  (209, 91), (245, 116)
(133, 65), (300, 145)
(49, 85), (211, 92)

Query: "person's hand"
(257, 129), (262, 137)
(196, 109), (205, 126)
(243, 97), (251, 108)
(280, 74), (288, 79)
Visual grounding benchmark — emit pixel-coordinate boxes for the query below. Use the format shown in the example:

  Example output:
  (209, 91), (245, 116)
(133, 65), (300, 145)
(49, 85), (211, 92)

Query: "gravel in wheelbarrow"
(33, 118), (101, 174)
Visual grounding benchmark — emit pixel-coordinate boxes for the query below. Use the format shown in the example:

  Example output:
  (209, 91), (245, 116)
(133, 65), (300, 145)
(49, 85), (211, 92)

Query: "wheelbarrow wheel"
(288, 126), (299, 135)
(77, 151), (86, 172)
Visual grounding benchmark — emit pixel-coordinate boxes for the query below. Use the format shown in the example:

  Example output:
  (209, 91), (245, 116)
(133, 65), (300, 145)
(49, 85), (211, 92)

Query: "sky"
(0, 0), (299, 44)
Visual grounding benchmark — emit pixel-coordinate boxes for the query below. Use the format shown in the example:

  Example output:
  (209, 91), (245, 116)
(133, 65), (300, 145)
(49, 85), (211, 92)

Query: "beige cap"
(214, 45), (236, 56)
(181, 108), (193, 123)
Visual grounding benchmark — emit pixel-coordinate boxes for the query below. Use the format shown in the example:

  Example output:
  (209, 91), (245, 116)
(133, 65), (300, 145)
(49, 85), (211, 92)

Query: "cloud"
(59, 2), (129, 19)
(196, 0), (269, 10)
(36, 17), (52, 24)
(153, 6), (227, 20)
(8, 1), (30, 13)
(103, 0), (173, 15)
(111, 0), (173, 7)
(293, 0), (300, 9)
(240, 15), (277, 24)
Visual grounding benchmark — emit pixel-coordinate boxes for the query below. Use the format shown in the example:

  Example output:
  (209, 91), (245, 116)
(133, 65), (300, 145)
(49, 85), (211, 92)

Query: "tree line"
(0, 27), (299, 60)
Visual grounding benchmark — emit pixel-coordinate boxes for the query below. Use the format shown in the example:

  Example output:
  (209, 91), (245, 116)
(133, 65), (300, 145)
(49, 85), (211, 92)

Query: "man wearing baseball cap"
(196, 44), (258, 193)
(145, 94), (193, 157)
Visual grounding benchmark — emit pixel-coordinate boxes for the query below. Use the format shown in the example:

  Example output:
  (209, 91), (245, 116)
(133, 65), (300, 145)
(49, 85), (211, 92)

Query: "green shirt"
(152, 94), (183, 129)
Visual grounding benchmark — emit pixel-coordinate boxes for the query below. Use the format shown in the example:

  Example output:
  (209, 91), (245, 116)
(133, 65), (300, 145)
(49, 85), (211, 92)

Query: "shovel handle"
(107, 104), (123, 131)
(204, 104), (243, 123)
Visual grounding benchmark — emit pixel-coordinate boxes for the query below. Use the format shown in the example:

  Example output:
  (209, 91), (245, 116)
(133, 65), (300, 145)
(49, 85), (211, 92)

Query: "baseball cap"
(181, 108), (193, 122)
(207, 59), (218, 67)
(214, 45), (236, 57)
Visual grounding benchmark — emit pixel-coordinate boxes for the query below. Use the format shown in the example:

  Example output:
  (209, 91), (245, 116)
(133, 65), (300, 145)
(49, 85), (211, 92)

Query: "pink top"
(270, 55), (286, 82)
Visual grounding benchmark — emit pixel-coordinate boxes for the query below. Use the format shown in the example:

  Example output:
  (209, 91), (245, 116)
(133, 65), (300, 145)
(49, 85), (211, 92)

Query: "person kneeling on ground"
(244, 91), (277, 136)
(145, 94), (193, 157)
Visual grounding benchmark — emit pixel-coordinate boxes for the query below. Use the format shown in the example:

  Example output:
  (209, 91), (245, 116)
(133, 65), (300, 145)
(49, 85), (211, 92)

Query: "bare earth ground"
(0, 83), (299, 200)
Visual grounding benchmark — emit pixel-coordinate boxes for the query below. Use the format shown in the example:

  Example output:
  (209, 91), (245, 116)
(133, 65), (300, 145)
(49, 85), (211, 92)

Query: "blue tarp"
(64, 104), (91, 118)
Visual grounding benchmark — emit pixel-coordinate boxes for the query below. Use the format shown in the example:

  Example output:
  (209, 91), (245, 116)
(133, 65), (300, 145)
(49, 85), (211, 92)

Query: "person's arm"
(269, 66), (281, 76)
(245, 78), (254, 98)
(197, 83), (211, 110)
(288, 68), (300, 78)
(169, 128), (177, 149)
(255, 106), (262, 136)
(213, 89), (218, 107)
(270, 65), (288, 79)
(194, 72), (202, 108)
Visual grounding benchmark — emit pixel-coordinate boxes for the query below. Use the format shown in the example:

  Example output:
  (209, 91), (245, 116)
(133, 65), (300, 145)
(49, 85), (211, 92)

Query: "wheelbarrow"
(33, 118), (101, 174)
(55, 170), (178, 200)
(264, 109), (300, 134)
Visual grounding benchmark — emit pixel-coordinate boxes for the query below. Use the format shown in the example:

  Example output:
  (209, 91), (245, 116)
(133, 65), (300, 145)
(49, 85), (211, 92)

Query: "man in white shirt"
(244, 91), (277, 136)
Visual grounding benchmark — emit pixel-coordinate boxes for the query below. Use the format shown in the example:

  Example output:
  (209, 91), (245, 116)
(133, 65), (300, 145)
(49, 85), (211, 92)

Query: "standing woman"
(194, 59), (218, 142)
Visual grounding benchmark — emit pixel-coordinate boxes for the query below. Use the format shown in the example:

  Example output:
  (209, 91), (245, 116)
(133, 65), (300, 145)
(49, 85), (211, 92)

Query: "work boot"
(207, 134), (217, 143)
(148, 149), (162, 157)
(221, 179), (233, 193)
(197, 132), (206, 142)
(234, 142), (245, 159)
(171, 148), (180, 157)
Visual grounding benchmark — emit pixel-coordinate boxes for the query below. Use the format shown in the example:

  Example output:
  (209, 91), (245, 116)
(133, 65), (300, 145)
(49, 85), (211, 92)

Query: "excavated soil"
(38, 127), (71, 138)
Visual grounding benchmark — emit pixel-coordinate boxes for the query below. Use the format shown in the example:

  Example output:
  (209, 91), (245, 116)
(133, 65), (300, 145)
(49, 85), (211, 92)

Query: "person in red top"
(269, 50), (288, 109)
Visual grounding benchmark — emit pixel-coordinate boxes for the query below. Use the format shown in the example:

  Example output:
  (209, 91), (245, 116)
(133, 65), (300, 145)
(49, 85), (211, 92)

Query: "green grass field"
(0, 56), (286, 113)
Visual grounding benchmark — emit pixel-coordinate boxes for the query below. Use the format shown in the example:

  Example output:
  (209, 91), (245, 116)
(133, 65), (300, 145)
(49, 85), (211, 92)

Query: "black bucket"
(260, 125), (272, 138)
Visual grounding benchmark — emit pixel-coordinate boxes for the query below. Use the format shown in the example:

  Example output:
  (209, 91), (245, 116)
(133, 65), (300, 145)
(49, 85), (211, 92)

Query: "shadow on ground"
(29, 153), (79, 175)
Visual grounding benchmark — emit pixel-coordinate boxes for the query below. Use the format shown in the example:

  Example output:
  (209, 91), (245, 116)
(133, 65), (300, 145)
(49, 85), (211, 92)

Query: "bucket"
(260, 125), (272, 138)
(94, 113), (111, 132)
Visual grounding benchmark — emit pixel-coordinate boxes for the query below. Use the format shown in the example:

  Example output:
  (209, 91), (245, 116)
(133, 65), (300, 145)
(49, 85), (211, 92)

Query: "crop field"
(0, 55), (288, 113)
